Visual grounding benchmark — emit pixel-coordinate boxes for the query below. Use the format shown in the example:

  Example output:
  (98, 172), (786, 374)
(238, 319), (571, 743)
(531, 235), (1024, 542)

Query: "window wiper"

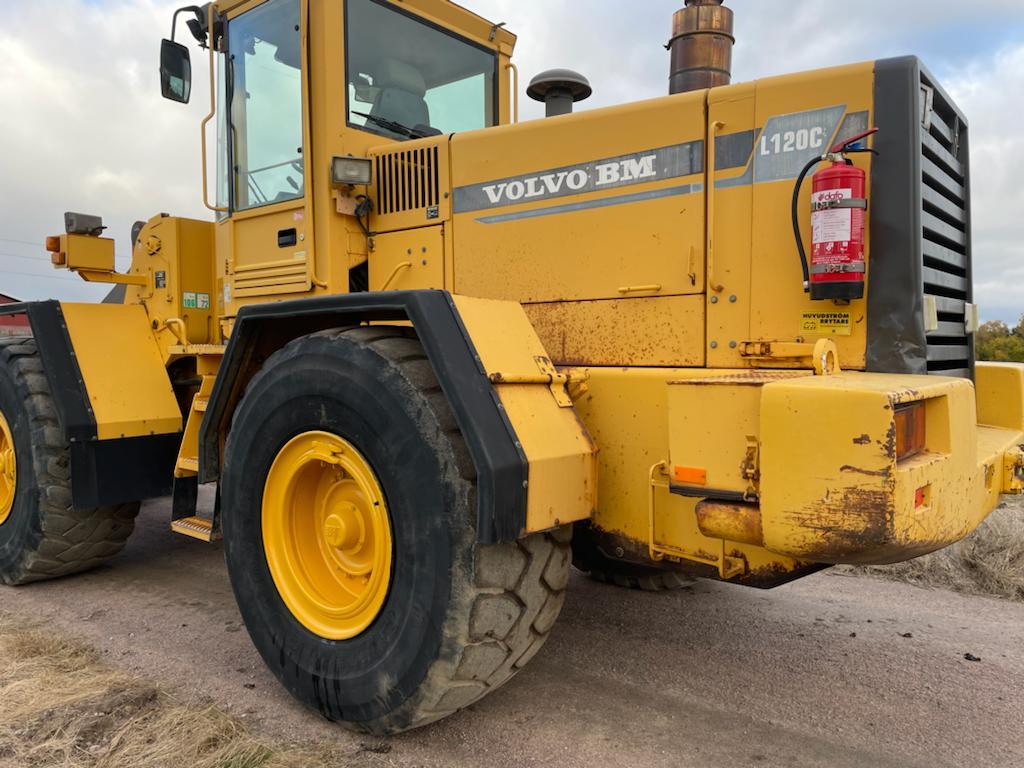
(352, 110), (426, 140)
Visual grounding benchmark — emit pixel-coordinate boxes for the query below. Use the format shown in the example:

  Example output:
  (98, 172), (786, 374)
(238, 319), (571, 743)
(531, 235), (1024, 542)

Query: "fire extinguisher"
(791, 128), (879, 301)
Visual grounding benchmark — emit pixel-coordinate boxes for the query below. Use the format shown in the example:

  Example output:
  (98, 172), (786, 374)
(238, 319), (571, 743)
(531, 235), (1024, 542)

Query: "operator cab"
(345, 0), (499, 141)
(159, 0), (516, 317)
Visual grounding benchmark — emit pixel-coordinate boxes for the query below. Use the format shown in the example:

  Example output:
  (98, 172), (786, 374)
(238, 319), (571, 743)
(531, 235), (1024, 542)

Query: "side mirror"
(160, 39), (192, 103)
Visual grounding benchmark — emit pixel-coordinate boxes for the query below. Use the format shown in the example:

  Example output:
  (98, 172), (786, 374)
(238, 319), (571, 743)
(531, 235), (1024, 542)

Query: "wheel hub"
(0, 410), (15, 525)
(262, 431), (392, 640)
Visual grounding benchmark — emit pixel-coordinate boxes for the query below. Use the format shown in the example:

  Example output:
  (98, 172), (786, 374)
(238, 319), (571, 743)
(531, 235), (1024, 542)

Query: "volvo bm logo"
(481, 156), (658, 205)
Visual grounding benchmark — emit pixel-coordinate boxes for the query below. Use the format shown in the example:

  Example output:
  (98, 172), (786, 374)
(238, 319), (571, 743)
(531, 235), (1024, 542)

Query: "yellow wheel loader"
(1, 0), (1021, 735)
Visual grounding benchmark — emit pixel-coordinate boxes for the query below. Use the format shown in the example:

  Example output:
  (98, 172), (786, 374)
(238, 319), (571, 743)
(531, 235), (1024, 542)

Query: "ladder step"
(171, 516), (220, 542)
(176, 457), (199, 474)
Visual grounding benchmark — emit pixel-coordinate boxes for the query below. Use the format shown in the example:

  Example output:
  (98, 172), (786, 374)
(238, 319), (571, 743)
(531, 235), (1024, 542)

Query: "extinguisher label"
(811, 188), (854, 244)
(801, 311), (852, 337)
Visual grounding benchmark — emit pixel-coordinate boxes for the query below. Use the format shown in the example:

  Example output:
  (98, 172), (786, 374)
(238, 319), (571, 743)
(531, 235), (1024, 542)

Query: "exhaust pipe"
(668, 0), (734, 94)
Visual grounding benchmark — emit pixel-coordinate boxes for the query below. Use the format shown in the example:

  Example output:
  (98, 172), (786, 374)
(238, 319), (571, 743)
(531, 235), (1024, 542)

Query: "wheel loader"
(1, 0), (1020, 735)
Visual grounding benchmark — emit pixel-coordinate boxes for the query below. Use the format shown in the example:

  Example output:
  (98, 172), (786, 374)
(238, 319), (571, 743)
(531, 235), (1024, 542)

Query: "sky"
(0, 0), (1022, 322)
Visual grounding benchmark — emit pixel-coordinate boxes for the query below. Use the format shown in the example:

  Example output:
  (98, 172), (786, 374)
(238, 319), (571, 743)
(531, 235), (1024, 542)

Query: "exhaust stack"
(668, 0), (734, 94)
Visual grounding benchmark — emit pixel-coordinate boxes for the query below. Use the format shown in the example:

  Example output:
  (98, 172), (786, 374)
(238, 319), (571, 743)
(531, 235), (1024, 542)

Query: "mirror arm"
(171, 5), (206, 44)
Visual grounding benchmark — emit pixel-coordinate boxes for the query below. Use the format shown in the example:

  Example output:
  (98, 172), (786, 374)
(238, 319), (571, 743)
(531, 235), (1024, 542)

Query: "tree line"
(977, 318), (1024, 362)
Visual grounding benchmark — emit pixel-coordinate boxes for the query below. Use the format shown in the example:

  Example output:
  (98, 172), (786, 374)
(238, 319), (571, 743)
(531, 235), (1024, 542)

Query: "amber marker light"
(894, 402), (926, 462)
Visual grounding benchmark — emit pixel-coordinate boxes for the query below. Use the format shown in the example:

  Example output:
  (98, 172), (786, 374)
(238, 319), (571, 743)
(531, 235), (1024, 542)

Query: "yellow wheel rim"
(0, 410), (15, 526)
(262, 431), (392, 640)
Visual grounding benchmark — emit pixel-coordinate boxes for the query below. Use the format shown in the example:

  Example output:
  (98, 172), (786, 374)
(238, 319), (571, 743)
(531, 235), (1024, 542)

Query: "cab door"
(221, 0), (317, 314)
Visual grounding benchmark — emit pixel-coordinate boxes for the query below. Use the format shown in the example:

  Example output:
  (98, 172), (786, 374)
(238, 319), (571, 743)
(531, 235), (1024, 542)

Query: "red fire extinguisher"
(792, 128), (879, 301)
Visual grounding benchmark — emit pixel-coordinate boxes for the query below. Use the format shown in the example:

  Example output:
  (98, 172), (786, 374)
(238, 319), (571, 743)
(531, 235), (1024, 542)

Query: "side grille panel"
(920, 67), (972, 378)
(375, 146), (440, 216)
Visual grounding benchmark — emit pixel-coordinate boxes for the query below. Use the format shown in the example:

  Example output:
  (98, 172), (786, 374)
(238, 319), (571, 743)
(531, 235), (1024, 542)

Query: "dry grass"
(846, 497), (1024, 601)
(0, 614), (386, 768)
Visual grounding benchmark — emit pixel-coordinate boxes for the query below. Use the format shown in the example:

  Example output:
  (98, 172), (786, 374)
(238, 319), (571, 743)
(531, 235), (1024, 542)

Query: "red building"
(0, 293), (29, 330)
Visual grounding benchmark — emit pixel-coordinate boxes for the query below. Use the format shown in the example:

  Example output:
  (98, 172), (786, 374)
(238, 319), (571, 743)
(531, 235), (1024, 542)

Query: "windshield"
(228, 0), (304, 211)
(345, 0), (497, 141)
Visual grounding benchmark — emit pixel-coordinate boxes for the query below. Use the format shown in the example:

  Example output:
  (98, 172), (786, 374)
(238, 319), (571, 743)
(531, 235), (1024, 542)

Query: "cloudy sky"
(1, 0), (1022, 322)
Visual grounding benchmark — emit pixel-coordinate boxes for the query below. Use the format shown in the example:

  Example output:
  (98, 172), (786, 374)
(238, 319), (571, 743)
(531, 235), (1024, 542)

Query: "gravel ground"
(2, 497), (1022, 768)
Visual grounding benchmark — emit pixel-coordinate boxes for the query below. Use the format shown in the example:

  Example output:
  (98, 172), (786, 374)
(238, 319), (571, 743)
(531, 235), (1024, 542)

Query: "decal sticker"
(801, 311), (852, 337)
(155, 271), (167, 289)
(454, 141), (704, 213)
(182, 292), (210, 310)
(754, 105), (846, 183)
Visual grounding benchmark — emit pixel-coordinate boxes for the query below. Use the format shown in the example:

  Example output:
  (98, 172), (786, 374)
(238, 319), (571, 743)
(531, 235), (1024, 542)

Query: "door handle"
(707, 120), (725, 293)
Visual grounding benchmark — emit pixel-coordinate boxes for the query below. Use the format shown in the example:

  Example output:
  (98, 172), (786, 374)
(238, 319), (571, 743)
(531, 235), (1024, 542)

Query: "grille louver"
(375, 146), (440, 216)
(920, 70), (973, 378)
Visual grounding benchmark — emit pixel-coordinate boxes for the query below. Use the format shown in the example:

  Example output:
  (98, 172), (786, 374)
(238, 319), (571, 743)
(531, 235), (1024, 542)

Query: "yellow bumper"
(758, 362), (1024, 565)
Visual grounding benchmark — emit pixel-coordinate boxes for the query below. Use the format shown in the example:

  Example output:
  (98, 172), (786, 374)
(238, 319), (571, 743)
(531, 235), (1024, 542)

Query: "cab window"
(228, 0), (304, 211)
(345, 0), (497, 141)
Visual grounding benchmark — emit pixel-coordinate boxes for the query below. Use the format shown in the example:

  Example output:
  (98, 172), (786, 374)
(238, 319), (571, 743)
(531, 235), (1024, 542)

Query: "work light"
(331, 157), (372, 186)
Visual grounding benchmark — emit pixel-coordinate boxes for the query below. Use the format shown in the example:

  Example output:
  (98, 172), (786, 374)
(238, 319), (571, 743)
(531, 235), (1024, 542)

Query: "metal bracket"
(488, 356), (573, 408)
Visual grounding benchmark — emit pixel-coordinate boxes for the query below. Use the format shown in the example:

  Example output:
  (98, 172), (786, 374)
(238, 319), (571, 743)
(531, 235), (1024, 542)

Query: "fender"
(200, 290), (535, 544)
(0, 301), (183, 508)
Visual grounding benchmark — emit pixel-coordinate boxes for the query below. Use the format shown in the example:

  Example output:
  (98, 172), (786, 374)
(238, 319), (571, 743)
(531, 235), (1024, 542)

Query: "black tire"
(0, 336), (139, 585)
(222, 327), (571, 735)
(572, 524), (693, 592)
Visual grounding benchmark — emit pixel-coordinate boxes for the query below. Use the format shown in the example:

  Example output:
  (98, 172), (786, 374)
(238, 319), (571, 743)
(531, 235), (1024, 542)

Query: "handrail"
(707, 120), (725, 293)
(506, 62), (519, 124)
(201, 36), (228, 213)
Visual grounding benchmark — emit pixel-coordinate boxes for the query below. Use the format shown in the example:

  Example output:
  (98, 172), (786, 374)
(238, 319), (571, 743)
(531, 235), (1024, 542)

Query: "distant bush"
(976, 317), (1024, 362)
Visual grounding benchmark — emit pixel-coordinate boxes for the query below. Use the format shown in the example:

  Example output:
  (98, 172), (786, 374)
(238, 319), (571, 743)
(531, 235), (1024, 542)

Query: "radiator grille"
(920, 69), (972, 378)
(375, 146), (440, 216)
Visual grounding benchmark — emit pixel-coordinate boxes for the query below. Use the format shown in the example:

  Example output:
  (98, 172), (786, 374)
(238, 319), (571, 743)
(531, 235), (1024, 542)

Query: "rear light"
(894, 402), (926, 462)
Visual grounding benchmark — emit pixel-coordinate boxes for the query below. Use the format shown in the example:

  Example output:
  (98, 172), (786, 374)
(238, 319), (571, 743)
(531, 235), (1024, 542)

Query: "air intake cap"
(527, 69), (592, 118)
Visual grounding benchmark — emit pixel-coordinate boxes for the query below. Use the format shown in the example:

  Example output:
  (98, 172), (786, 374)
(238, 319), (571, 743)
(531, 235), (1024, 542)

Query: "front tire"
(0, 336), (139, 585)
(222, 328), (570, 734)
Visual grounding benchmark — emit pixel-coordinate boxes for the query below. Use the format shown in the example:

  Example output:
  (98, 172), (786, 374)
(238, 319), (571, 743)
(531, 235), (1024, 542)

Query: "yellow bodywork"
(452, 295), (597, 533)
(60, 304), (182, 440)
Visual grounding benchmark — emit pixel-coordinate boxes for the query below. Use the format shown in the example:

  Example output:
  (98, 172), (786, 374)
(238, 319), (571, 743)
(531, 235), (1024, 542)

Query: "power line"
(0, 236), (44, 248)
(0, 251), (51, 265)
(0, 268), (86, 284)
(0, 238), (130, 261)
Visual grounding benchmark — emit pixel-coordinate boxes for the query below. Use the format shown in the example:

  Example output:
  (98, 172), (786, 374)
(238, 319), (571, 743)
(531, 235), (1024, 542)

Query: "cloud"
(0, 0), (1021, 323)
(0, 0), (210, 303)
(943, 44), (1024, 323)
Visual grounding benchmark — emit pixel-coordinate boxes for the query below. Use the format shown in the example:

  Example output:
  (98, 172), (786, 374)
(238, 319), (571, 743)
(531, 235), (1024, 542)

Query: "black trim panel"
(200, 290), (528, 544)
(71, 433), (181, 508)
(0, 300), (96, 442)
(670, 484), (751, 503)
(867, 56), (928, 375)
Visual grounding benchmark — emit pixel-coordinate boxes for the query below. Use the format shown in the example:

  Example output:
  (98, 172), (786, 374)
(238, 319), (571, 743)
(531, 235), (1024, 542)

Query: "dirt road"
(3, 499), (1022, 768)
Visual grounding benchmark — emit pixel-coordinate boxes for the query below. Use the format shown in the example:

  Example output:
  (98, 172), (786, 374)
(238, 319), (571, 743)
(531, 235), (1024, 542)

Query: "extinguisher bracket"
(814, 198), (867, 211)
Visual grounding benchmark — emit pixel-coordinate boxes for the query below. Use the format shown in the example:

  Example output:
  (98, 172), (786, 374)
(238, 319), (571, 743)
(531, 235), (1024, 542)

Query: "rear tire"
(572, 524), (693, 592)
(222, 327), (571, 734)
(0, 336), (139, 585)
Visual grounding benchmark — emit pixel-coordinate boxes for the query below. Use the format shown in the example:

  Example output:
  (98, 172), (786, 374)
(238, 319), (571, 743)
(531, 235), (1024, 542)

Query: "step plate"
(171, 516), (220, 543)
